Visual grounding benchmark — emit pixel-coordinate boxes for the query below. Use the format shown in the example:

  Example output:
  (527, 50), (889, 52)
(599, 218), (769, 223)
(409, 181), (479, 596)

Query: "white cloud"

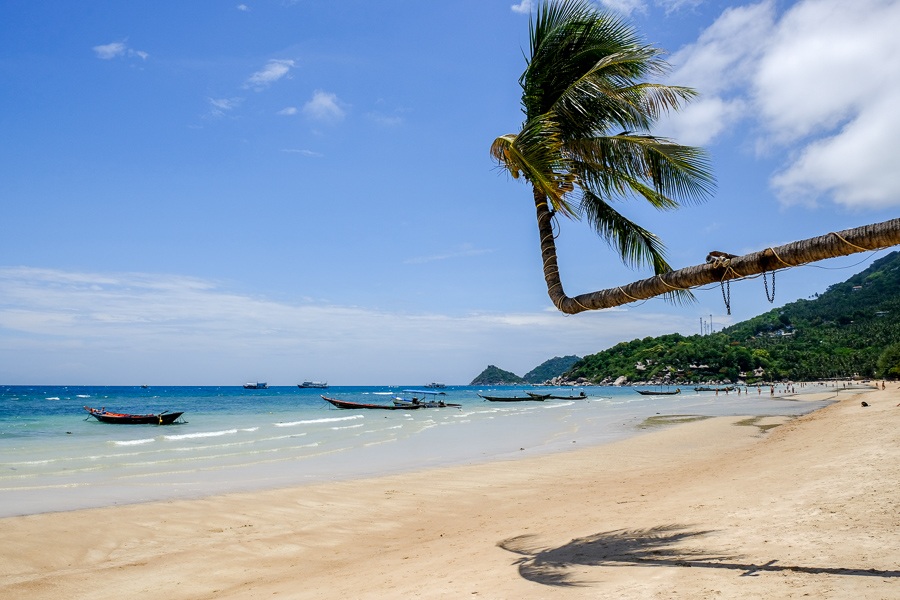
(277, 106), (298, 116)
(0, 267), (698, 385)
(511, 0), (535, 14)
(93, 40), (149, 61)
(282, 148), (323, 157)
(237, 4), (250, 11)
(657, 0), (704, 12)
(597, 0), (647, 15)
(303, 90), (346, 122)
(93, 41), (127, 59)
(207, 97), (243, 118)
(661, 0), (900, 210)
(598, 0), (704, 15)
(245, 59), (295, 89)
(404, 246), (493, 265)
(366, 111), (403, 126)
(759, 0), (900, 208)
(771, 89), (900, 209)
(659, 0), (774, 145)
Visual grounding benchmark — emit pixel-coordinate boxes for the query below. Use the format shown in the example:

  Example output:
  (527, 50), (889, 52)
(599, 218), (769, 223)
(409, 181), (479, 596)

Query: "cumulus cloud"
(93, 40), (148, 61)
(0, 267), (697, 384)
(658, 1), (775, 145)
(303, 90), (346, 122)
(660, 0), (900, 210)
(245, 59), (295, 89)
(277, 106), (298, 116)
(511, 0), (535, 13)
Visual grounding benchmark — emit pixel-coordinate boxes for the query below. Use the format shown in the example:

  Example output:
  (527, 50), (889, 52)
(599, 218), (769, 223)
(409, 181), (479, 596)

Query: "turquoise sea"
(0, 384), (836, 517)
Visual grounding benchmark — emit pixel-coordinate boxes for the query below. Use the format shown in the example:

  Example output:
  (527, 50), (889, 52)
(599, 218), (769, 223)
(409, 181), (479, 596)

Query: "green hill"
(565, 251), (900, 384)
(470, 365), (524, 385)
(522, 355), (581, 383)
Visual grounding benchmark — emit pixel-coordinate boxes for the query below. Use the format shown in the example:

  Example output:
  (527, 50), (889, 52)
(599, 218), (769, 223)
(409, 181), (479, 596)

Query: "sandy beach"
(2, 385), (897, 599)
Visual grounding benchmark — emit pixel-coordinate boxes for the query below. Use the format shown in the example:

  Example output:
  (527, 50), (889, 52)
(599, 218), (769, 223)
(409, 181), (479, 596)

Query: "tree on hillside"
(877, 343), (900, 379)
(493, 0), (900, 315)
(491, 0), (714, 311)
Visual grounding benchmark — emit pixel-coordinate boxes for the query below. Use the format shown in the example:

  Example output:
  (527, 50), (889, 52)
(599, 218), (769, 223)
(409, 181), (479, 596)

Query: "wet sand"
(1, 385), (897, 599)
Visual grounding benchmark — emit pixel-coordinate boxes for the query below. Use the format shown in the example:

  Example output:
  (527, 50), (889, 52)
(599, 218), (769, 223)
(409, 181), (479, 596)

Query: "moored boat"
(478, 394), (545, 402)
(84, 406), (184, 425)
(635, 388), (681, 396)
(298, 381), (328, 389)
(322, 395), (419, 410)
(392, 389), (461, 408)
(537, 391), (589, 400)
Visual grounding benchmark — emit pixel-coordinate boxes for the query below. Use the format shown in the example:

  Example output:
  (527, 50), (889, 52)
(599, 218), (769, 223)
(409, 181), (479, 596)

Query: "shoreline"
(2, 385), (897, 598)
(0, 384), (842, 518)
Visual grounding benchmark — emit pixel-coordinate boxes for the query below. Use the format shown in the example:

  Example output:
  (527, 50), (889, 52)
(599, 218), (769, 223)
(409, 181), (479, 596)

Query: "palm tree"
(491, 0), (715, 313)
(492, 0), (900, 315)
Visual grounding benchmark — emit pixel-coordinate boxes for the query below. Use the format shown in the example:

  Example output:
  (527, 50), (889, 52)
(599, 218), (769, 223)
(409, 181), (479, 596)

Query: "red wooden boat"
(84, 406), (184, 425)
(321, 395), (420, 410)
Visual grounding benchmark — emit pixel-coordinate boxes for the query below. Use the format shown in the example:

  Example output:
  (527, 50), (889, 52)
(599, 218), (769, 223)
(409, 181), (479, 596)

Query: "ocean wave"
(275, 415), (363, 427)
(330, 423), (364, 431)
(113, 438), (156, 446)
(542, 401), (574, 409)
(163, 429), (238, 441)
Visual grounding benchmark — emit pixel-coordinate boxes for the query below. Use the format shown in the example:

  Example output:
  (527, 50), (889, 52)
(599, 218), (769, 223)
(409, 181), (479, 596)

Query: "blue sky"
(2, 0), (899, 385)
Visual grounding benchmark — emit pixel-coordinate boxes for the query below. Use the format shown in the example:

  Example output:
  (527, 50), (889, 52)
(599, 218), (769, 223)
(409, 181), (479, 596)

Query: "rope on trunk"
(830, 231), (871, 252)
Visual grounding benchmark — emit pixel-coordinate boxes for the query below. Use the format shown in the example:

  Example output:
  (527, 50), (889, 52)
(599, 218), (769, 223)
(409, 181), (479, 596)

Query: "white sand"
(1, 385), (897, 599)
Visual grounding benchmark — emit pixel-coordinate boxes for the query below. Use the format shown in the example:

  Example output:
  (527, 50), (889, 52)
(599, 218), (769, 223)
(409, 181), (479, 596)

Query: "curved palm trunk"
(535, 187), (572, 312)
(539, 217), (900, 315)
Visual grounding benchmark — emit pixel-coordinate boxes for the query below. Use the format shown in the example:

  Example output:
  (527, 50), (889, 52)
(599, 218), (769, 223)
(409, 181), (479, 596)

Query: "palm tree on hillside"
(491, 0), (715, 312)
(492, 0), (900, 314)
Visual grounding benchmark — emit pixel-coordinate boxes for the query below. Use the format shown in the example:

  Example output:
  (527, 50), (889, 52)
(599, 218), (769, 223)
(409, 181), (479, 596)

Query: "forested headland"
(563, 251), (900, 385)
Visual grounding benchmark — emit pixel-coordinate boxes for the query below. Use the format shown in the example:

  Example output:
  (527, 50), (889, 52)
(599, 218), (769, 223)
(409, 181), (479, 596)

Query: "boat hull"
(479, 394), (545, 402)
(322, 395), (418, 410)
(84, 407), (184, 425)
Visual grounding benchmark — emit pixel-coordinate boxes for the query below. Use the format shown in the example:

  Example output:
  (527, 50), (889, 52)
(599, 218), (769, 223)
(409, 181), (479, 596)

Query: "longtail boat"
(322, 395), (419, 410)
(525, 392), (565, 400)
(478, 394), (545, 402)
(392, 389), (461, 409)
(84, 406), (184, 425)
(534, 391), (589, 400)
(634, 388), (681, 396)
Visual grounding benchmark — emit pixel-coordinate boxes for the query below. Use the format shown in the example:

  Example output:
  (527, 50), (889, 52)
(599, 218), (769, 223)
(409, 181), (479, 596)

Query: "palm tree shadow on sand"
(498, 524), (900, 588)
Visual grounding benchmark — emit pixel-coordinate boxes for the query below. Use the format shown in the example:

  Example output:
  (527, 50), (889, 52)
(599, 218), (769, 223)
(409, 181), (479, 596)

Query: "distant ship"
(298, 381), (328, 389)
(243, 382), (268, 389)
(424, 382), (446, 389)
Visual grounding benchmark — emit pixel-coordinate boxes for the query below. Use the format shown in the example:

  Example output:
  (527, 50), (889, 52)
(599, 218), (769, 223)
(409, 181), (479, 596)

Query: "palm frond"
(491, 117), (579, 217)
(579, 189), (672, 273)
(493, 0), (715, 307)
(570, 134), (714, 207)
